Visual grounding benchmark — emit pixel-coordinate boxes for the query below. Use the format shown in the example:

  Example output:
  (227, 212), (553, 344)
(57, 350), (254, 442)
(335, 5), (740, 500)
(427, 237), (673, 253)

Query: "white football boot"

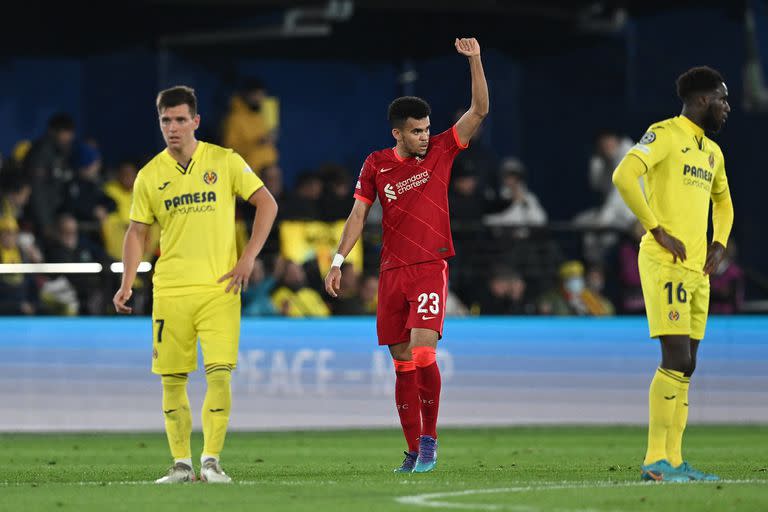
(155, 462), (196, 484)
(200, 458), (232, 484)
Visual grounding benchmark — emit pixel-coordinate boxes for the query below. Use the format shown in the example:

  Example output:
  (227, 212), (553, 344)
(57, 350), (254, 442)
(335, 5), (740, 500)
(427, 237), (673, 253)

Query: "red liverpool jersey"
(354, 125), (468, 271)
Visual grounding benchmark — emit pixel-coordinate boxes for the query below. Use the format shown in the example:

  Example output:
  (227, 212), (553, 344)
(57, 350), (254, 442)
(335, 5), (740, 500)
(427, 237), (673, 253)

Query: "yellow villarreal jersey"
(626, 116), (729, 272)
(130, 141), (264, 296)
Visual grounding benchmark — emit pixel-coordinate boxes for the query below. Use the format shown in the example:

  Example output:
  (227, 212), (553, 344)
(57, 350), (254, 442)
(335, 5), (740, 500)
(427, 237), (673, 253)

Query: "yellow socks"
(201, 364), (233, 460)
(666, 375), (691, 467)
(644, 368), (687, 465)
(161, 374), (192, 461)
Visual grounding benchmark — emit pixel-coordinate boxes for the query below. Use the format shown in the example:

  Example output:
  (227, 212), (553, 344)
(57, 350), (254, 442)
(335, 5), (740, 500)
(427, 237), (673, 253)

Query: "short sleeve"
(625, 125), (671, 171)
(429, 126), (468, 157)
(353, 156), (376, 205)
(229, 151), (264, 201)
(129, 172), (155, 225)
(711, 149), (729, 201)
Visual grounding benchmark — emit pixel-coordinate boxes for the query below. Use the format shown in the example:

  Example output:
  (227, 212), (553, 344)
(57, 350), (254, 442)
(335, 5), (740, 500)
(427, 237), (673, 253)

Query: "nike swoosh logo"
(380, 168), (393, 173)
(421, 316), (436, 320)
(209, 408), (225, 412)
(681, 148), (691, 153)
(158, 181), (171, 190)
(664, 395), (676, 400)
(163, 409), (177, 414)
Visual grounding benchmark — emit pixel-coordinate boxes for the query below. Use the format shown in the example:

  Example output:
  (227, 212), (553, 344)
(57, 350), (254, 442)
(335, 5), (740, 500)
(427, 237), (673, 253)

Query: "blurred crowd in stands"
(0, 80), (746, 317)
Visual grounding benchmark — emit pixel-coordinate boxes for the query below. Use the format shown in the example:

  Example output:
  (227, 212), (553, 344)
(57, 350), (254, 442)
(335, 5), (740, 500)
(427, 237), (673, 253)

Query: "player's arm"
(324, 199), (372, 298)
(113, 221), (149, 314)
(219, 186), (278, 294)
(704, 184), (734, 275)
(453, 38), (489, 146)
(612, 154), (687, 263)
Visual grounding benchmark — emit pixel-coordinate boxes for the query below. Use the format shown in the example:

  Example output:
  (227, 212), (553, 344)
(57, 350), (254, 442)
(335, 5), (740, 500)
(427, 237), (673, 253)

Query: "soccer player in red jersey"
(324, 37), (488, 473)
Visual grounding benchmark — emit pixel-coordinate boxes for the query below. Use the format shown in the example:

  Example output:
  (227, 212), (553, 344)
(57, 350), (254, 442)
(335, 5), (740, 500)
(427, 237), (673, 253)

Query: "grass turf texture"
(1, 426), (766, 511)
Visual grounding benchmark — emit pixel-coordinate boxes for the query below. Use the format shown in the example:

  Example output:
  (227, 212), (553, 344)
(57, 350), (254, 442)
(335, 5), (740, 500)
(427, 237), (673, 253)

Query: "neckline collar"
(676, 115), (705, 137)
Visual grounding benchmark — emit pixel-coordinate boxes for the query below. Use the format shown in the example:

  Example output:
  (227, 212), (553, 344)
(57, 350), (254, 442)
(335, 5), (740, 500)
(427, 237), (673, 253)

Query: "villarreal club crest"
(203, 170), (218, 185)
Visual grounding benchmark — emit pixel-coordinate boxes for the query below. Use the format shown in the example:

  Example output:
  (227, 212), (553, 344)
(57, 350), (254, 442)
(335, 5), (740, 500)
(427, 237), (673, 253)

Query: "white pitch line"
(395, 479), (768, 511)
(0, 479), (341, 487)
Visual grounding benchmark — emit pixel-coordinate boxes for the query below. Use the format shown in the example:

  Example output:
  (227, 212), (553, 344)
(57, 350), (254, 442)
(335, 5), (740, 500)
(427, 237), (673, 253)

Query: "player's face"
(702, 83), (730, 134)
(159, 105), (200, 152)
(394, 117), (430, 158)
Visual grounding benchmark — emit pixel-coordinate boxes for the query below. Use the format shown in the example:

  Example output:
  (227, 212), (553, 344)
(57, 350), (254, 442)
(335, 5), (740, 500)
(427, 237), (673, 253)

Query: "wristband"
(332, 253), (345, 268)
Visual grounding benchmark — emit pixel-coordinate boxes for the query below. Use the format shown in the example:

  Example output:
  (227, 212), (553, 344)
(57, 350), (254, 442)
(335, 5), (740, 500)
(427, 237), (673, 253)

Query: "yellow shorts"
(151, 290), (241, 374)
(639, 250), (709, 340)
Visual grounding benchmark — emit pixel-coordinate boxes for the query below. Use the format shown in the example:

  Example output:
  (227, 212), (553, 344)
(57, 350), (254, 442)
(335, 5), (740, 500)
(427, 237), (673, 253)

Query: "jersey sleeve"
(129, 171), (155, 225)
(353, 155), (376, 205)
(625, 124), (672, 171)
(711, 149), (730, 200)
(229, 151), (264, 201)
(431, 126), (469, 156)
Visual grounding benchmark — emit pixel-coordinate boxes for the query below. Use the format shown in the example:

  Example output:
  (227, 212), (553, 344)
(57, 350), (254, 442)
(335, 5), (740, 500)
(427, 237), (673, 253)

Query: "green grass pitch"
(2, 426), (766, 511)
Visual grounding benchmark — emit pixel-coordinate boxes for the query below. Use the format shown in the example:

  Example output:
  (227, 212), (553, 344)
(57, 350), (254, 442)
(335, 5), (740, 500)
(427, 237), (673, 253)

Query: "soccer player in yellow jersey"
(613, 66), (734, 482)
(112, 86), (278, 484)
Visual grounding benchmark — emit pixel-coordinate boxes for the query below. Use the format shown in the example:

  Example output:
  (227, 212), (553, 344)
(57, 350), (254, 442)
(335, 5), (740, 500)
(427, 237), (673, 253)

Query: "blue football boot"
(413, 435), (438, 473)
(393, 451), (418, 473)
(641, 459), (691, 482)
(676, 461), (720, 481)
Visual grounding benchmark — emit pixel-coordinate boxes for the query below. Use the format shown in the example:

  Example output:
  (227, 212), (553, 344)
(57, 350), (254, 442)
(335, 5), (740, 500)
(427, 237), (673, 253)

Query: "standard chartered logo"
(384, 183), (397, 202)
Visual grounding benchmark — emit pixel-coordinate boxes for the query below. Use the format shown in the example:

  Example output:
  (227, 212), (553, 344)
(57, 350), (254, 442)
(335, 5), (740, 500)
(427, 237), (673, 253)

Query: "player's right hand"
(113, 287), (133, 314)
(651, 226), (687, 263)
(325, 266), (342, 298)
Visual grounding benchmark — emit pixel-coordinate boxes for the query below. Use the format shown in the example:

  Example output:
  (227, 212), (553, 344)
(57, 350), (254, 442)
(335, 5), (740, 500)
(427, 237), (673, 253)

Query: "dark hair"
(156, 85), (198, 116)
(47, 113), (75, 133)
(387, 96), (431, 128)
(676, 66), (724, 102)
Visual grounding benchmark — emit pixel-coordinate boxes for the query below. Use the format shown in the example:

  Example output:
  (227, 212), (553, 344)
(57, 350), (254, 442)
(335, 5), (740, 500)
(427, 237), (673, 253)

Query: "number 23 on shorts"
(417, 292), (440, 319)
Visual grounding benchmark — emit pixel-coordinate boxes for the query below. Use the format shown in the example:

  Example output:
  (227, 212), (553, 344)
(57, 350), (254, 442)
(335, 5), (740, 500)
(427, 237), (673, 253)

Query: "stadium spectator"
(538, 260), (614, 316)
(617, 221), (645, 314)
(44, 213), (106, 315)
(359, 274), (379, 314)
(0, 173), (32, 224)
(588, 130), (635, 201)
(271, 260), (330, 317)
(221, 78), (279, 173)
(483, 157), (548, 231)
(330, 261), (366, 315)
(709, 241), (745, 314)
(242, 257), (278, 316)
(61, 143), (116, 224)
(585, 263), (615, 315)
(452, 107), (498, 197)
(23, 113), (76, 237)
(0, 216), (38, 315)
(281, 171), (322, 220)
(575, 130), (639, 263)
(477, 267), (535, 315)
(318, 163), (354, 222)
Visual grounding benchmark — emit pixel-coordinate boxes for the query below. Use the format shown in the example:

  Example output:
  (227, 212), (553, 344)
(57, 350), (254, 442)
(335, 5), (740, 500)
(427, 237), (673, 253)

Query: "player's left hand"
(455, 38), (480, 57)
(703, 241), (726, 275)
(219, 256), (255, 293)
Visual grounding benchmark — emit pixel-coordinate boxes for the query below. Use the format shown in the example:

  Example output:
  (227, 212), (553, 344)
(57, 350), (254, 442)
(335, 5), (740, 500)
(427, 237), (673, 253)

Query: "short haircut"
(676, 66), (724, 102)
(156, 85), (197, 116)
(47, 113), (75, 133)
(387, 96), (431, 128)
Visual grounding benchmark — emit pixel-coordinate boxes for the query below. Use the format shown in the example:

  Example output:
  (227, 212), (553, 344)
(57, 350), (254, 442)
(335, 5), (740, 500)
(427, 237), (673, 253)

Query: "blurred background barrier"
(1, 317), (766, 432)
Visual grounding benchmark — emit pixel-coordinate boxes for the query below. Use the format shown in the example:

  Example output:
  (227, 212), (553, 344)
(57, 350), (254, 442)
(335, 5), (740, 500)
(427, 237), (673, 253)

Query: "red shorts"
(376, 259), (449, 346)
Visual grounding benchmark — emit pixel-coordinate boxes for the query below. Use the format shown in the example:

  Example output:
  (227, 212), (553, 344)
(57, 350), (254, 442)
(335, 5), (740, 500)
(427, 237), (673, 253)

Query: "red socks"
(393, 359), (420, 453)
(412, 346), (441, 439)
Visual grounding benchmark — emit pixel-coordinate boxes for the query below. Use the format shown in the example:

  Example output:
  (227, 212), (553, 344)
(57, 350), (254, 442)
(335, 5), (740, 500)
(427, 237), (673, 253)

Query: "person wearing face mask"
(221, 78), (279, 174)
(537, 260), (613, 316)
